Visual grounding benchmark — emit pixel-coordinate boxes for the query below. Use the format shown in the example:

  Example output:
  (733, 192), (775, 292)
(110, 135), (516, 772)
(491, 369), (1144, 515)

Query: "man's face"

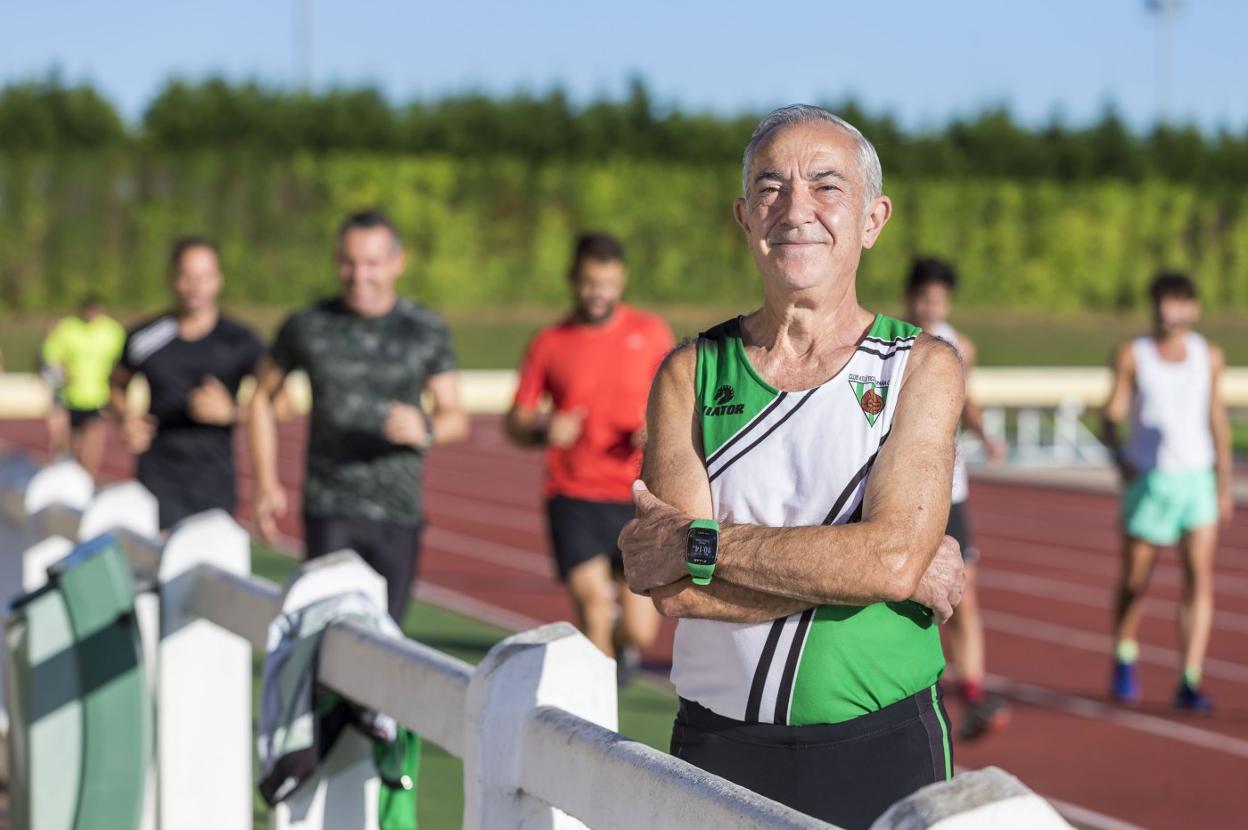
(172, 246), (222, 314)
(907, 283), (951, 329)
(733, 122), (890, 293)
(336, 227), (405, 315)
(571, 258), (627, 324)
(1155, 295), (1200, 334)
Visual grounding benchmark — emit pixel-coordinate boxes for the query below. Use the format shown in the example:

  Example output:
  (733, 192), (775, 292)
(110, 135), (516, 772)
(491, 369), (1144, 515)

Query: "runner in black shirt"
(110, 236), (264, 530)
(248, 210), (469, 620)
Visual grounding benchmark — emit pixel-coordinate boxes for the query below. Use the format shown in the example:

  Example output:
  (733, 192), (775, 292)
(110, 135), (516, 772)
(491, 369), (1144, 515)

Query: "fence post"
(77, 480), (158, 542)
(272, 551), (389, 830)
(157, 510), (252, 830)
(463, 622), (617, 830)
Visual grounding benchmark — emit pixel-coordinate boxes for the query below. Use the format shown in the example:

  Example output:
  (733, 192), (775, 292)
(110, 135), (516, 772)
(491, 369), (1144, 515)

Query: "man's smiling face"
(734, 121), (889, 294)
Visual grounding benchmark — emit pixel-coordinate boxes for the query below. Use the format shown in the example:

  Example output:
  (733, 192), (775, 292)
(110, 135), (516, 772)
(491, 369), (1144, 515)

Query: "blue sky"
(4, 0), (1246, 131)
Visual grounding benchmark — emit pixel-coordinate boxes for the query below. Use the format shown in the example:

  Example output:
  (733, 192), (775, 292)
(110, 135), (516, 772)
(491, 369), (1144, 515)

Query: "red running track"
(3, 415), (1246, 830)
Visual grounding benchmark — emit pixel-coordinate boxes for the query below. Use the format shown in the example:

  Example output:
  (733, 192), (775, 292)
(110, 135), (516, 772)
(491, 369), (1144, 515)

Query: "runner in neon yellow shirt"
(41, 297), (126, 477)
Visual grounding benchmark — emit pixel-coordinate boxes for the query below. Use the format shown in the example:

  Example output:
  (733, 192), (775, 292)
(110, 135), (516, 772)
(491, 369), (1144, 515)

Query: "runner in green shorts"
(1102, 272), (1234, 712)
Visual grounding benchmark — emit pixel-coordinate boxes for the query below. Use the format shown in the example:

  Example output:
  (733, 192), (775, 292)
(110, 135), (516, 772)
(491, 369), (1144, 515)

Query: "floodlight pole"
(1145, 0), (1182, 125)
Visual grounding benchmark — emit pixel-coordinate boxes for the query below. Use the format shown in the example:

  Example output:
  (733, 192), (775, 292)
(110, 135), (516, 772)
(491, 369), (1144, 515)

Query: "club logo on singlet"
(848, 373), (889, 426)
(703, 384), (744, 416)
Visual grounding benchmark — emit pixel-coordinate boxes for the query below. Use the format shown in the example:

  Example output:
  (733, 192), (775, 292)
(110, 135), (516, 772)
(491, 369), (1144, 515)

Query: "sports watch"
(685, 519), (720, 586)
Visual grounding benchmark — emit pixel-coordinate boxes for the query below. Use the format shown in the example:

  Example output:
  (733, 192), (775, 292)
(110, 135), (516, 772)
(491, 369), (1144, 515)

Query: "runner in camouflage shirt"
(248, 210), (469, 620)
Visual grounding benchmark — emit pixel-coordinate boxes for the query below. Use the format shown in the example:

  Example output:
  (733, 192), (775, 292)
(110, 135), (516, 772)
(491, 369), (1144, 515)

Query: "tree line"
(3, 74), (1248, 183)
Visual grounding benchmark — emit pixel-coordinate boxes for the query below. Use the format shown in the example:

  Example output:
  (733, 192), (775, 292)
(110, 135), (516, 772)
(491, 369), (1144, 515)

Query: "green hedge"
(2, 152), (1246, 312)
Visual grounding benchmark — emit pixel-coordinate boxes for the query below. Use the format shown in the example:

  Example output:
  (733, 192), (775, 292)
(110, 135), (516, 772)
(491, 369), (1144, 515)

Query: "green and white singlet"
(672, 314), (945, 725)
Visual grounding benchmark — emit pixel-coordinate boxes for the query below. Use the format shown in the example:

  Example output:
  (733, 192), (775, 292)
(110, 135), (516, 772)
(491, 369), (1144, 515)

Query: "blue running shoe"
(1173, 682), (1213, 713)
(1111, 660), (1139, 703)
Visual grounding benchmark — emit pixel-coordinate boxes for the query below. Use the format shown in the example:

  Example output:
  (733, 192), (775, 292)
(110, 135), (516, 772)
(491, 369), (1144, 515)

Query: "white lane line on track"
(977, 567), (1248, 634)
(983, 673), (1248, 760)
(425, 526), (554, 577)
(415, 581), (545, 632)
(981, 609), (1248, 683)
(980, 540), (1248, 600)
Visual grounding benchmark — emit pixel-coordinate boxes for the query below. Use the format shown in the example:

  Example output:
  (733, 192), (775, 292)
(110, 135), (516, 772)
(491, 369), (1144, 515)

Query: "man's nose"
(777, 187), (815, 227)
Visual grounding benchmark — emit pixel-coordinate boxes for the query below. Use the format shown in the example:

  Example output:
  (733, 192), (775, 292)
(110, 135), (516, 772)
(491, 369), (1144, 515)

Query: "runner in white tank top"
(904, 258), (1009, 741)
(1102, 272), (1233, 712)
(618, 107), (968, 829)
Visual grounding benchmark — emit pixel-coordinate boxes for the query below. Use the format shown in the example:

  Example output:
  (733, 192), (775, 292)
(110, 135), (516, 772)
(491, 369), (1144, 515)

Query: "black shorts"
(67, 407), (104, 430)
(672, 687), (953, 830)
(139, 468), (235, 532)
(305, 515), (424, 622)
(946, 501), (979, 564)
(545, 496), (632, 581)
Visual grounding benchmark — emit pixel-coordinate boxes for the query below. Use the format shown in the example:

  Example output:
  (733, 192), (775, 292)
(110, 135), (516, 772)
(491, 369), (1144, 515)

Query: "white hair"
(741, 104), (883, 205)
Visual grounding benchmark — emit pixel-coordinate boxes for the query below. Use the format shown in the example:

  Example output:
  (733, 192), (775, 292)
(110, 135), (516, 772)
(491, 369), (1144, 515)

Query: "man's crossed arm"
(619, 335), (966, 624)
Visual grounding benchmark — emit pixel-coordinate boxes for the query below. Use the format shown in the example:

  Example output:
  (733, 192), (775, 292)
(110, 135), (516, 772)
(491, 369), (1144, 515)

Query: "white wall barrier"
(0, 455), (1072, 830)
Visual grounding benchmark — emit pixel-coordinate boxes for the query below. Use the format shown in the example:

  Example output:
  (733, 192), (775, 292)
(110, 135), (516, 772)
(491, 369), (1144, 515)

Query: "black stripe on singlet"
(709, 388), (819, 483)
(820, 430), (892, 525)
(773, 607), (817, 724)
(744, 618), (788, 723)
(705, 392), (789, 466)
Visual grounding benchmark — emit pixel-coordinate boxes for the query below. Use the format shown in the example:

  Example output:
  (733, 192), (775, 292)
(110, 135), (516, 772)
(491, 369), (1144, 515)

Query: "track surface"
(3, 415), (1246, 830)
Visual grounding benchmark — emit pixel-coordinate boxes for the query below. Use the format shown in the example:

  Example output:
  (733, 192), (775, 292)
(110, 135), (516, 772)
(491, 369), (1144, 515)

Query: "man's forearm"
(1212, 408), (1232, 492)
(247, 395), (281, 489)
(652, 577), (816, 623)
(715, 521), (920, 606)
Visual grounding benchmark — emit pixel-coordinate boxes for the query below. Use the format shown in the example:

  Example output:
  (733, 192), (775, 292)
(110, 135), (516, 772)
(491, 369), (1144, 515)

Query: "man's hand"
(383, 402), (430, 447)
(548, 408), (586, 449)
(909, 534), (965, 624)
(253, 482), (288, 545)
(619, 479), (693, 594)
(982, 436), (1007, 465)
(122, 415), (157, 454)
(1219, 490), (1235, 527)
(187, 375), (238, 426)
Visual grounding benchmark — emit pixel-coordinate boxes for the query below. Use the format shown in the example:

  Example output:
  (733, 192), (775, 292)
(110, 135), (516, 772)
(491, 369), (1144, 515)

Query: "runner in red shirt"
(507, 233), (675, 673)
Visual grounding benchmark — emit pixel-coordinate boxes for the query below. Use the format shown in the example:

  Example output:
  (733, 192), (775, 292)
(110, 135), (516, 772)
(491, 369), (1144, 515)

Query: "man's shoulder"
(214, 313), (261, 343)
(391, 298), (450, 334)
(866, 314), (921, 344)
(905, 333), (964, 386)
(125, 314), (179, 366)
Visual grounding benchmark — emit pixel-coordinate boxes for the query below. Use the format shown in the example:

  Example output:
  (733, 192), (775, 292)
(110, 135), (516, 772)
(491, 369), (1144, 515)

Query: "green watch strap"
(686, 519), (720, 586)
(686, 562), (716, 586)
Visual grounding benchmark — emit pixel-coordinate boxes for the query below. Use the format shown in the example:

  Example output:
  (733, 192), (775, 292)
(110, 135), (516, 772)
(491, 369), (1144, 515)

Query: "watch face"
(686, 527), (718, 566)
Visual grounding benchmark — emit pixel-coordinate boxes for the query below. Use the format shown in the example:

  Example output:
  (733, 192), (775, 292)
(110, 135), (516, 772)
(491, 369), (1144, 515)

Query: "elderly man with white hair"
(619, 105), (967, 829)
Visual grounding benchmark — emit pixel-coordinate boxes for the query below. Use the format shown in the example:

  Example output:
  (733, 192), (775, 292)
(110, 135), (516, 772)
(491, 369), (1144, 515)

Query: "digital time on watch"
(685, 518), (720, 586)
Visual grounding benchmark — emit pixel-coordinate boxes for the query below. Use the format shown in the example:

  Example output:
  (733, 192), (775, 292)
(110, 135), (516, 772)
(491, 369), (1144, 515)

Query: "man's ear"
(733, 197), (751, 238)
(861, 195), (893, 250)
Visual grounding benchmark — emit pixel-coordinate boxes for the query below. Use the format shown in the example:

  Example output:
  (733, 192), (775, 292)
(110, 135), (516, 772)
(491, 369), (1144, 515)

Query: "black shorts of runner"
(945, 501), (979, 564)
(672, 686), (953, 830)
(545, 496), (633, 581)
(139, 469), (235, 532)
(67, 407), (104, 430)
(304, 515), (424, 622)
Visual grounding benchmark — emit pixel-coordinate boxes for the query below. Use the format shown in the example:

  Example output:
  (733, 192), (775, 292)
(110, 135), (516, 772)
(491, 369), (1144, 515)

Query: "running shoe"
(1172, 681), (1213, 713)
(957, 696), (1010, 741)
(1110, 660), (1139, 703)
